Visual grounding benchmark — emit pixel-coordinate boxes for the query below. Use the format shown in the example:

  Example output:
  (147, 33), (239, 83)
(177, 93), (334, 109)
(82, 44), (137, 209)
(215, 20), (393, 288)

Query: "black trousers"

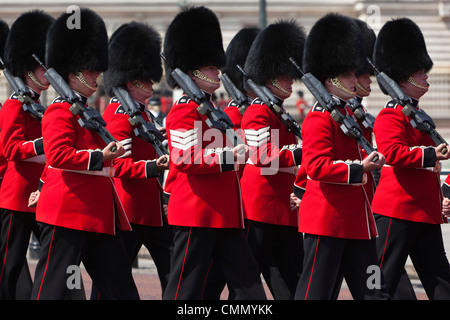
(91, 223), (173, 299)
(162, 226), (267, 300)
(31, 223), (139, 300)
(245, 220), (303, 299)
(202, 220), (303, 300)
(295, 234), (390, 300)
(375, 214), (450, 299)
(0, 209), (39, 299)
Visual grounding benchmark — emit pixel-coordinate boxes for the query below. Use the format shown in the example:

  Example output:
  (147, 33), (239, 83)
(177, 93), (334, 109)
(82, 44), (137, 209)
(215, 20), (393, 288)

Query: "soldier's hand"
(102, 141), (125, 162)
(436, 144), (450, 160)
(233, 144), (249, 163)
(28, 190), (40, 207)
(158, 127), (167, 140)
(157, 155), (170, 171)
(442, 197), (450, 217)
(290, 192), (301, 211)
(362, 151), (386, 172)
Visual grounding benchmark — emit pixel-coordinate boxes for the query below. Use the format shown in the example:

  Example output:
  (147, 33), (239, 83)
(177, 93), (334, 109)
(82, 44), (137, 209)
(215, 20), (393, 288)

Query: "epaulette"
(176, 95), (191, 105)
(252, 98), (264, 105)
(9, 93), (19, 100)
(110, 97), (120, 104)
(228, 100), (239, 107)
(114, 105), (127, 114)
(384, 100), (398, 109)
(51, 96), (66, 104)
(311, 104), (326, 113)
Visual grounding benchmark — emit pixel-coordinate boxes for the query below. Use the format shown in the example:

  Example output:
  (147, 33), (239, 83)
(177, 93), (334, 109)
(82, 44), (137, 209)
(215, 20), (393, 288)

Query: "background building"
(1, 0), (449, 132)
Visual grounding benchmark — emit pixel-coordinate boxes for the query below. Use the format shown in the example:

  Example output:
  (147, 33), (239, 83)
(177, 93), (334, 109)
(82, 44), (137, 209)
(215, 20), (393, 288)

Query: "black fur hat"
(303, 13), (364, 82)
(373, 18), (433, 83)
(163, 6), (226, 89)
(222, 27), (260, 93)
(4, 10), (54, 77)
(0, 20), (9, 69)
(244, 20), (306, 85)
(103, 21), (163, 97)
(46, 8), (108, 81)
(354, 18), (376, 76)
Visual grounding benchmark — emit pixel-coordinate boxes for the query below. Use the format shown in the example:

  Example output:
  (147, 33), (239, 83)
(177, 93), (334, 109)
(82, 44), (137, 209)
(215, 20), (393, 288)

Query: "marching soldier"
(99, 21), (172, 298)
(222, 27), (260, 130)
(201, 26), (261, 300)
(31, 8), (139, 300)
(294, 13), (388, 300)
(352, 18), (418, 300)
(0, 11), (53, 299)
(162, 6), (266, 300)
(372, 17), (450, 299)
(240, 20), (305, 300)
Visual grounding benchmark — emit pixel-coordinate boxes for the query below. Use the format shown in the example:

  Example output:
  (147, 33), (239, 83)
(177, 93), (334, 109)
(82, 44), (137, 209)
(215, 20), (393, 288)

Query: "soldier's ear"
(68, 72), (77, 85)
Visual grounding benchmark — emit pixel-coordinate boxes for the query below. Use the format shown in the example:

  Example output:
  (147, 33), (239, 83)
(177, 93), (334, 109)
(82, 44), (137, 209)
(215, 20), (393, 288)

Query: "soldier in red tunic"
(162, 6), (266, 300)
(240, 20), (305, 300)
(31, 8), (139, 300)
(294, 13), (388, 300)
(100, 21), (172, 297)
(0, 11), (53, 300)
(372, 18), (450, 299)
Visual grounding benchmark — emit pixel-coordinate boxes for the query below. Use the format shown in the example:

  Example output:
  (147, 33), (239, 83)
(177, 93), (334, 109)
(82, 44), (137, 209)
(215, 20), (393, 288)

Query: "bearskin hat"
(0, 20), (9, 70)
(46, 8), (108, 81)
(303, 13), (364, 82)
(373, 18), (433, 84)
(222, 27), (260, 93)
(163, 6), (226, 89)
(353, 18), (376, 76)
(103, 21), (163, 97)
(4, 10), (54, 77)
(244, 20), (306, 86)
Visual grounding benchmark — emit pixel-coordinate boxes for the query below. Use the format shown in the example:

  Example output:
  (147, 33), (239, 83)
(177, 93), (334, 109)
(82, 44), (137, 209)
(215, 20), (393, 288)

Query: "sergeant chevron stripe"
(170, 128), (199, 150)
(244, 126), (270, 147)
(118, 138), (132, 158)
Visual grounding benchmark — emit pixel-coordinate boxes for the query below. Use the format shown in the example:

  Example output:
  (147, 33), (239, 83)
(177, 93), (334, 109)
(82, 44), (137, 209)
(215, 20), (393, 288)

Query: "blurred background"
(1, 0), (450, 139)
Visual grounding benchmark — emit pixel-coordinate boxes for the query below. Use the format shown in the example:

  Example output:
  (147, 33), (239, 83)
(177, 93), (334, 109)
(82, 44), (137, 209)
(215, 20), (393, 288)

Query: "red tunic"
(165, 94), (243, 228)
(298, 98), (377, 240)
(0, 94), (45, 212)
(102, 98), (164, 227)
(240, 98), (301, 227)
(372, 99), (444, 224)
(224, 101), (243, 129)
(36, 96), (130, 235)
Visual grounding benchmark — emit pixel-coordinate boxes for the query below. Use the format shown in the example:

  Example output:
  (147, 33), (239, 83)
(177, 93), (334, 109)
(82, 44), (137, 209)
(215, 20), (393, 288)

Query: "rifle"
(289, 57), (378, 161)
(0, 57), (46, 121)
(220, 73), (249, 115)
(112, 86), (169, 160)
(32, 54), (118, 151)
(160, 53), (245, 149)
(236, 64), (302, 140)
(367, 58), (448, 155)
(346, 97), (376, 131)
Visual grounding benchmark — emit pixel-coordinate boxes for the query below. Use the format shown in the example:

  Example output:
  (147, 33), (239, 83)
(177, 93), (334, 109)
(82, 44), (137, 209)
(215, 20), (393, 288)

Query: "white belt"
(49, 166), (115, 177)
(383, 162), (441, 173)
(21, 154), (46, 164)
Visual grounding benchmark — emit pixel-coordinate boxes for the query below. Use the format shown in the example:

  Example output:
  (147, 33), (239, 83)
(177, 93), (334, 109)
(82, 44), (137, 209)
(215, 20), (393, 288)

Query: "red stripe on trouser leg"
(174, 227), (192, 300)
(0, 213), (13, 284)
(305, 235), (320, 300)
(379, 218), (392, 269)
(36, 226), (56, 300)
